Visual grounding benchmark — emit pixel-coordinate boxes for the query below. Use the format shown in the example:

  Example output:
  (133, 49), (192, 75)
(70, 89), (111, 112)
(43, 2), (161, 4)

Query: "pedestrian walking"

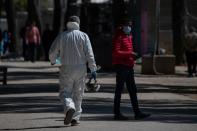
(184, 26), (197, 77)
(25, 21), (41, 62)
(49, 16), (97, 126)
(112, 18), (151, 120)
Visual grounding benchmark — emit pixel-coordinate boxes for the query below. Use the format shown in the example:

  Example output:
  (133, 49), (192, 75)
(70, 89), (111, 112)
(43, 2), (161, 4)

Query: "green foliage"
(14, 0), (27, 11)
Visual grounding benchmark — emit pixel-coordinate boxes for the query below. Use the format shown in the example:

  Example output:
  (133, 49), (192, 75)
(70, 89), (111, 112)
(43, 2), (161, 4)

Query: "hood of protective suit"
(67, 22), (79, 30)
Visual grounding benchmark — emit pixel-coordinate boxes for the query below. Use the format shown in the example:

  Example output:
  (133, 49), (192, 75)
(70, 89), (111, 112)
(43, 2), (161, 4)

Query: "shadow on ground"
(0, 71), (197, 125)
(0, 84), (197, 124)
(0, 125), (67, 131)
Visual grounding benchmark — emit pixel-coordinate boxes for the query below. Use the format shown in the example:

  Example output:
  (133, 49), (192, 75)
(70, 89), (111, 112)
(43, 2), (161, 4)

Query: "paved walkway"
(0, 61), (196, 131)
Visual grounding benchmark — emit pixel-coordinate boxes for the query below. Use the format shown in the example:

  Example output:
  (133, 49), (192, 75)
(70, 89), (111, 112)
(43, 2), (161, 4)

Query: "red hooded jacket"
(112, 27), (135, 67)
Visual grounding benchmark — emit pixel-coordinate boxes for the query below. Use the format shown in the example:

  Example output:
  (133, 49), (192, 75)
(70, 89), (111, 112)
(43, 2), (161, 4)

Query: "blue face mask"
(123, 26), (131, 35)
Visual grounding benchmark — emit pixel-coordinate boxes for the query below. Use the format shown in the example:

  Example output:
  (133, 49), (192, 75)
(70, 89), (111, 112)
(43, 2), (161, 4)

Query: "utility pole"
(172, 0), (185, 65)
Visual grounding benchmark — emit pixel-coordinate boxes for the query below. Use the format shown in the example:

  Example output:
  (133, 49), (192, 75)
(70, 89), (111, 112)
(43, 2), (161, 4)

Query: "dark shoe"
(135, 112), (151, 120)
(64, 108), (75, 125)
(71, 119), (80, 126)
(114, 113), (129, 120)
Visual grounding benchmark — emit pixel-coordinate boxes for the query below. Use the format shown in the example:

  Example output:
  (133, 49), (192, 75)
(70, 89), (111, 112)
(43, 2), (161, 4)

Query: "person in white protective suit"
(49, 16), (97, 126)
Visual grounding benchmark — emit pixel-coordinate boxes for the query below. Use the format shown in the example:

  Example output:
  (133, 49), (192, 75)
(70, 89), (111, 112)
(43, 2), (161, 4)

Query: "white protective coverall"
(49, 21), (97, 121)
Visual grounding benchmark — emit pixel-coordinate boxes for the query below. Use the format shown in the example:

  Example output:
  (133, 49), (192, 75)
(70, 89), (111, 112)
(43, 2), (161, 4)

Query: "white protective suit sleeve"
(84, 34), (97, 72)
(49, 35), (61, 64)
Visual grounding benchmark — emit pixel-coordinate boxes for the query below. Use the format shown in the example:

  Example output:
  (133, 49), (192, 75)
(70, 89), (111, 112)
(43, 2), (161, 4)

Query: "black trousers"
(28, 43), (36, 62)
(22, 40), (28, 60)
(185, 51), (197, 75)
(114, 65), (140, 115)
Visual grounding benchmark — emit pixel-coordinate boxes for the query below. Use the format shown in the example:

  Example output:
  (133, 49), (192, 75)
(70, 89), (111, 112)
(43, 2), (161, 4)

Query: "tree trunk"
(128, 0), (141, 53)
(112, 0), (126, 28)
(53, 0), (62, 37)
(27, 0), (42, 31)
(80, 1), (89, 32)
(64, 0), (81, 29)
(0, 0), (3, 17)
(172, 0), (186, 65)
(5, 0), (16, 53)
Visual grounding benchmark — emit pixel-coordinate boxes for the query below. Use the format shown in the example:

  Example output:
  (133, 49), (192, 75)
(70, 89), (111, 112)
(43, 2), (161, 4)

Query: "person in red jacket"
(112, 19), (150, 120)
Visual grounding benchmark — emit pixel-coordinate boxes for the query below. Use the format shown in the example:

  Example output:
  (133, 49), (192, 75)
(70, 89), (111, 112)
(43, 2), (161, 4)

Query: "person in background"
(49, 16), (97, 126)
(112, 18), (151, 120)
(25, 21), (41, 62)
(2, 30), (11, 55)
(184, 26), (197, 77)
